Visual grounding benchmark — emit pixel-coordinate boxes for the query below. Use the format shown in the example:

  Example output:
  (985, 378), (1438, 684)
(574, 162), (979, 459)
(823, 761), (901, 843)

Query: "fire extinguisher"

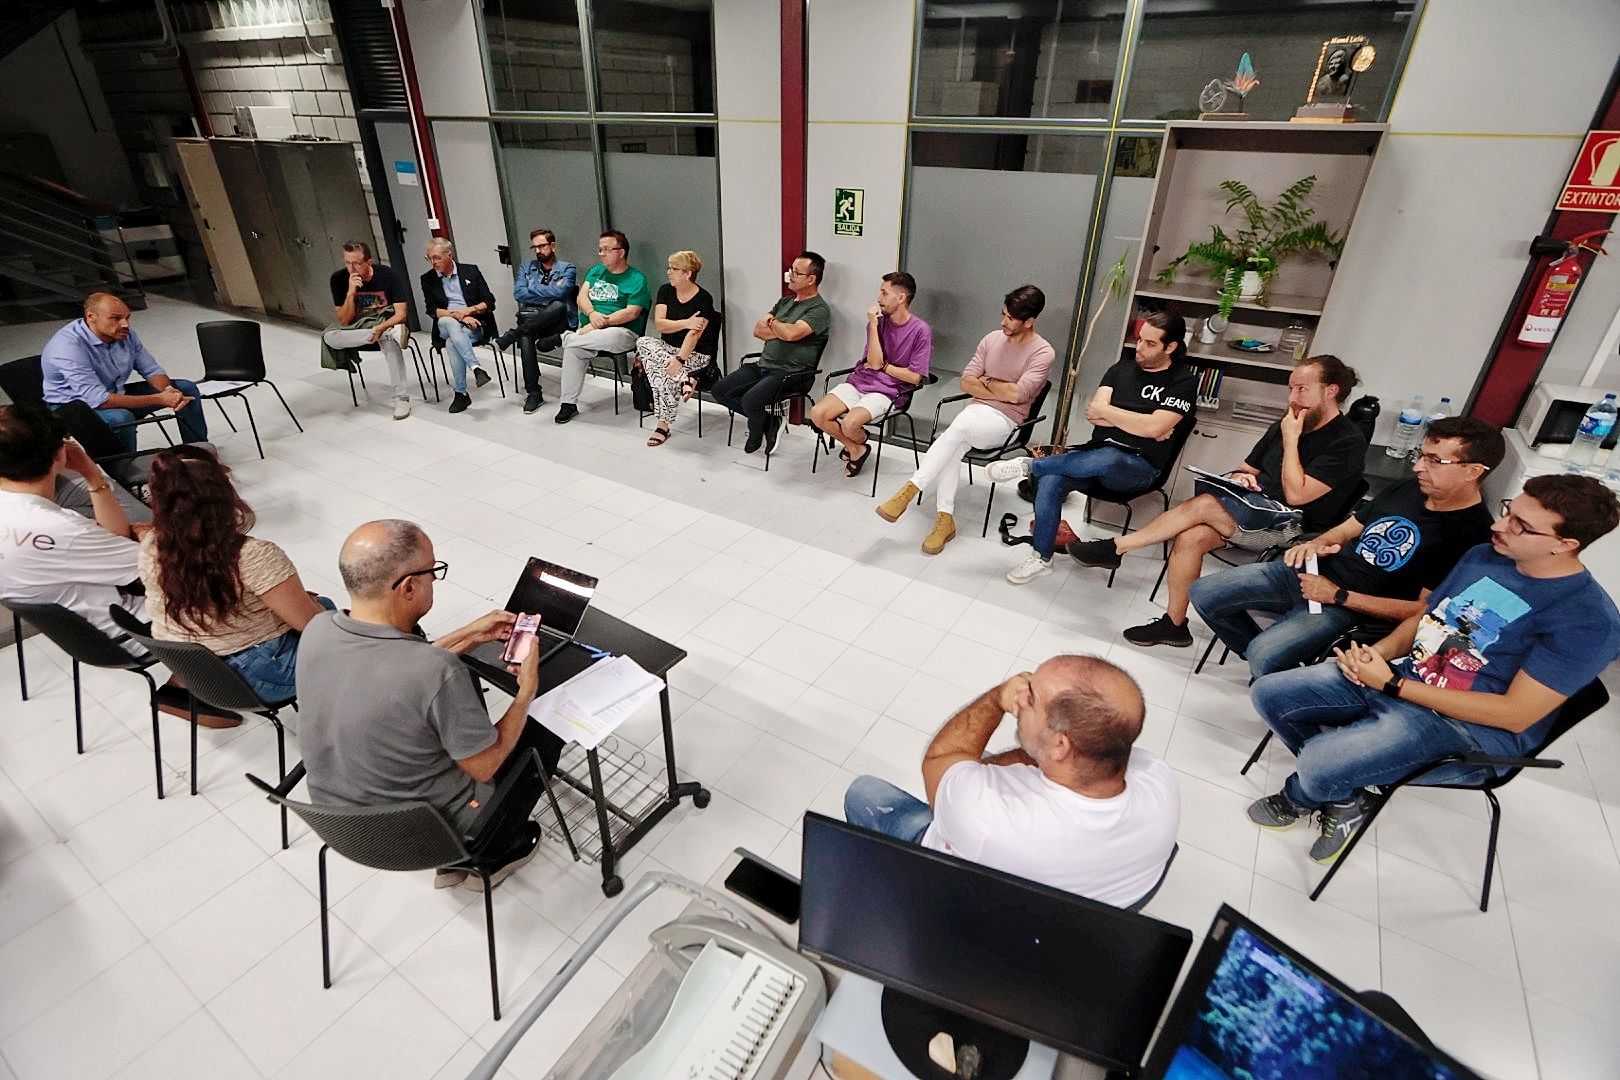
(1518, 230), (1609, 346)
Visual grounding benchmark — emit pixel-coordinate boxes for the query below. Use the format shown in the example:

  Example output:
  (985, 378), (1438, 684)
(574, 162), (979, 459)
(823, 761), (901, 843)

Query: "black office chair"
(1258, 679), (1609, 912)
(810, 369), (940, 497)
(723, 343), (832, 471)
(0, 600), (168, 798)
(1, 354), (178, 452)
(246, 748), (552, 1022)
(929, 380), (1053, 537)
(109, 606), (298, 847)
(1126, 842), (1179, 914)
(194, 320), (304, 459)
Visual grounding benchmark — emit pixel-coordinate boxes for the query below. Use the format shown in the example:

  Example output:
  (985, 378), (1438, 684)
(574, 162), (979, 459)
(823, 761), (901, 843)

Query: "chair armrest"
(740, 352), (762, 366)
(931, 391), (973, 441)
(826, 365), (856, 380)
(1457, 753), (1563, 771)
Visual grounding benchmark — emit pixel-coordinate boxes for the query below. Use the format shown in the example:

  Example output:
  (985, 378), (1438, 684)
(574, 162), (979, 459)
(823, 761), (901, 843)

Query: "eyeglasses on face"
(531, 242), (552, 250)
(1414, 452), (1478, 468)
(392, 560), (449, 590)
(1497, 501), (1557, 538)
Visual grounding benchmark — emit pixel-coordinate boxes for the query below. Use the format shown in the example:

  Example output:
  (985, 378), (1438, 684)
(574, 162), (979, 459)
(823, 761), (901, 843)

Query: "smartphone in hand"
(502, 612), (541, 664)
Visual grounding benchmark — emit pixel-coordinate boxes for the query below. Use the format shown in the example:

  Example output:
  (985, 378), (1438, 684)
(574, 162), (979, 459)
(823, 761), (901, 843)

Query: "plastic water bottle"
(1385, 394), (1424, 459)
(1564, 394), (1618, 473)
(1418, 397), (1451, 446)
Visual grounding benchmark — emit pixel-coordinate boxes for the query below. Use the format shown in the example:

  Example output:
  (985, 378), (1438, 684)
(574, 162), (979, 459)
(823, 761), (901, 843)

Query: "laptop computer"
(503, 557), (600, 664)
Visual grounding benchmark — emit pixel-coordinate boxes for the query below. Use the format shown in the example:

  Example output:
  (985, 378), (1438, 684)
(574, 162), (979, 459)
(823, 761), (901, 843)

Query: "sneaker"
(495, 328), (520, 349)
(472, 367), (492, 389)
(876, 482), (919, 523)
(448, 391), (471, 414)
(522, 390), (542, 414)
(921, 512), (957, 556)
(434, 868), (468, 889)
(537, 334), (562, 352)
(743, 427), (764, 454)
(465, 823), (541, 891)
(1247, 791), (1309, 830)
(1310, 796), (1370, 863)
(392, 399), (411, 421)
(986, 458), (1033, 483)
(1006, 549), (1053, 585)
(762, 415), (781, 455)
(554, 403), (579, 424)
(1064, 537), (1121, 570)
(1122, 613), (1193, 648)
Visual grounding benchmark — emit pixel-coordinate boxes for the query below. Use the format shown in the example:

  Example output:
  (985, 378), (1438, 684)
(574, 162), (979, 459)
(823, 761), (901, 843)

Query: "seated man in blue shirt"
(1247, 473), (1620, 864)
(40, 292), (207, 454)
(496, 227), (578, 415)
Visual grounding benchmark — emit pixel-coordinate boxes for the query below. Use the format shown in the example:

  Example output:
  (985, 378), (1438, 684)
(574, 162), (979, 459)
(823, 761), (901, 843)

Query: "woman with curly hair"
(137, 445), (331, 707)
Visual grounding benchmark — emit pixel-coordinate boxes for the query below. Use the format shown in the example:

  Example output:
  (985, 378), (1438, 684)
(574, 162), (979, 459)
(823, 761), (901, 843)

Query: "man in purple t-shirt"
(809, 271), (932, 479)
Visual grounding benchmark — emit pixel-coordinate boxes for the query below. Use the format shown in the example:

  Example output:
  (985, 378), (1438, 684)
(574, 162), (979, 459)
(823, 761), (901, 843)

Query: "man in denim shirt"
(497, 227), (577, 415)
(41, 292), (208, 453)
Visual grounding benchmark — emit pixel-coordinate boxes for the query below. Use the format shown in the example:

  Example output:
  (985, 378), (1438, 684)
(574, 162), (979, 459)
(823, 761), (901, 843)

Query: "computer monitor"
(1140, 904), (1483, 1080)
(798, 812), (1194, 1076)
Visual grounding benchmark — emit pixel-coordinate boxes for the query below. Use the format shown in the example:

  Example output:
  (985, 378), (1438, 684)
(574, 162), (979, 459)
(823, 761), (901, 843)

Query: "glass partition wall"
(482, 0), (722, 323)
(903, 0), (1421, 440)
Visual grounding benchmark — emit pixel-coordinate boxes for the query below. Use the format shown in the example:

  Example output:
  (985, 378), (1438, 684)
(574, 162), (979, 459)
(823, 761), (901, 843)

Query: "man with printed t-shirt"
(555, 230), (651, 424)
(1067, 355), (1367, 649)
(713, 251), (833, 455)
(988, 308), (1198, 585)
(322, 241), (414, 420)
(1191, 416), (1500, 679)
(1248, 473), (1620, 864)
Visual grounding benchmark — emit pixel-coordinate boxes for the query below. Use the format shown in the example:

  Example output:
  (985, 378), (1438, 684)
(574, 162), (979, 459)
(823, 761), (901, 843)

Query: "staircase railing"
(0, 170), (145, 315)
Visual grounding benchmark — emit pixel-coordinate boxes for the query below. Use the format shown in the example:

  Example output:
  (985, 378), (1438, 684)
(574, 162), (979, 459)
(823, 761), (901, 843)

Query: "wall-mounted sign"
(834, 187), (864, 236)
(1557, 130), (1620, 211)
(394, 160), (419, 187)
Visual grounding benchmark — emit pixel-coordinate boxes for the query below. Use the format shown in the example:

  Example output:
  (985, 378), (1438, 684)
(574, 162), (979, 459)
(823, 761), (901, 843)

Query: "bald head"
(339, 519), (429, 599)
(1034, 655), (1145, 776)
(83, 292), (133, 342)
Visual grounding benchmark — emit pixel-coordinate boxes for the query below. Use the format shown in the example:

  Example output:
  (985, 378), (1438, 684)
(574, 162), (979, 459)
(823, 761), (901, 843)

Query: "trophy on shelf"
(1199, 52), (1259, 121)
(1294, 36), (1375, 123)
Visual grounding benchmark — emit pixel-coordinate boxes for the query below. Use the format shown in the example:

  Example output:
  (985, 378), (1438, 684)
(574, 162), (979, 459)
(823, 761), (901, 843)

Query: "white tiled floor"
(3, 297), (1619, 1079)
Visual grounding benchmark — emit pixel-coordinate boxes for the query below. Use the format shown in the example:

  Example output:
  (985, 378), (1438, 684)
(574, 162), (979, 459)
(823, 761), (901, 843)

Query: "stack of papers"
(528, 655), (663, 749)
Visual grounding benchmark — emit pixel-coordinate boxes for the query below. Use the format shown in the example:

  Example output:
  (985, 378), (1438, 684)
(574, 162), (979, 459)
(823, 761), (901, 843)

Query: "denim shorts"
(222, 596), (335, 705)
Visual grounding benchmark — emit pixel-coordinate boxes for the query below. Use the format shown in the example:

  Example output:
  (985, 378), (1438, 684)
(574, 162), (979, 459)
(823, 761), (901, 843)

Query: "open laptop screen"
(503, 557), (598, 639)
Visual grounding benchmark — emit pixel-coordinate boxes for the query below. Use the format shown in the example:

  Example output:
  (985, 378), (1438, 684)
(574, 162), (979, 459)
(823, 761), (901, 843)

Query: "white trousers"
(910, 402), (1015, 515)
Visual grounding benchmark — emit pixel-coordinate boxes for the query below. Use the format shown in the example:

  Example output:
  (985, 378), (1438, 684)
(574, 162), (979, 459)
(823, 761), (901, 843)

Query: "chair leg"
(346, 368), (359, 408)
(1193, 634), (1221, 675)
(240, 394), (264, 460)
(1239, 730), (1272, 776)
(540, 768), (579, 861)
(213, 398), (239, 433)
(1309, 790), (1392, 903)
(263, 380), (303, 432)
(981, 480), (998, 537)
(483, 877), (501, 1021)
(273, 716), (291, 849)
(13, 611), (26, 701)
(72, 658), (84, 754)
(1480, 789), (1502, 912)
(871, 428), (885, 498)
(189, 697), (199, 796)
(1150, 560), (1169, 604)
(727, 409), (735, 446)
(1107, 505), (1135, 589)
(318, 844), (333, 989)
(140, 669), (165, 799)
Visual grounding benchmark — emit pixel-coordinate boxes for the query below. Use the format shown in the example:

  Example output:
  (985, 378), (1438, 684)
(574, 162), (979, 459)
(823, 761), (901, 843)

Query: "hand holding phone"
(502, 612), (541, 665)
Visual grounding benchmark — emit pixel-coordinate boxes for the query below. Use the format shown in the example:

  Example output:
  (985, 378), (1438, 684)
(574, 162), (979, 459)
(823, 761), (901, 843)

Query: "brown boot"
(876, 482), (919, 523)
(921, 512), (957, 555)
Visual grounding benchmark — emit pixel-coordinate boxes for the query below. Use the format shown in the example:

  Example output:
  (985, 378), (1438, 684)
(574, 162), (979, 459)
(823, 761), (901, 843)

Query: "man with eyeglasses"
(712, 251), (832, 455)
(1191, 417), (1501, 680)
(297, 519), (565, 891)
(554, 230), (650, 424)
(497, 227), (577, 415)
(1246, 472), (1620, 865)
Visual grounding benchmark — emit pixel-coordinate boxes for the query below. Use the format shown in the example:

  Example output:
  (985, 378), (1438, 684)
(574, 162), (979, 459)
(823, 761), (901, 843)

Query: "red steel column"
(780, 0), (807, 275)
(1469, 62), (1620, 426)
(386, 0), (452, 239)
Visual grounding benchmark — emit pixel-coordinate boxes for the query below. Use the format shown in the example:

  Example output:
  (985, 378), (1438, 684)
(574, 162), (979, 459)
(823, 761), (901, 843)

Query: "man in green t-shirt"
(555, 229), (651, 424)
(713, 251), (832, 453)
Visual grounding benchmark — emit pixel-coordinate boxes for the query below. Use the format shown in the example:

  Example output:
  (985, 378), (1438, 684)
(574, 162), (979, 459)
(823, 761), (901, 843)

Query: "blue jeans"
(223, 596), (335, 705)
(94, 379), (208, 454)
(844, 775), (933, 843)
(437, 317), (486, 394)
(1189, 559), (1364, 680)
(1252, 662), (1491, 809)
(1028, 447), (1157, 558)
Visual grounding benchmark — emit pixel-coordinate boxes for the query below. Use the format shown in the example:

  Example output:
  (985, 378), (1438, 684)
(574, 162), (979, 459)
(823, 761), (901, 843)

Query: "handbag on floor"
(630, 363), (654, 414)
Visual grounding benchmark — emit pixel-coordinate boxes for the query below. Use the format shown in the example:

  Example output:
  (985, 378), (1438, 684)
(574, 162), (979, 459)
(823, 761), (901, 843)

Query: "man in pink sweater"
(877, 285), (1054, 555)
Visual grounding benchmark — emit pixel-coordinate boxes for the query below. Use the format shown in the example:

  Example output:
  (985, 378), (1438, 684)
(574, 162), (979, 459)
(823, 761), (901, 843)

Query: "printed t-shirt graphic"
(1407, 578), (1532, 691)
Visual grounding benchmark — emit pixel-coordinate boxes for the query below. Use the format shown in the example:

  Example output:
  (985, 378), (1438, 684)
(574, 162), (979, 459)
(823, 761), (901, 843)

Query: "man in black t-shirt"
(988, 309), (1198, 585)
(1067, 355), (1369, 649)
(321, 240), (414, 420)
(1190, 417), (1501, 678)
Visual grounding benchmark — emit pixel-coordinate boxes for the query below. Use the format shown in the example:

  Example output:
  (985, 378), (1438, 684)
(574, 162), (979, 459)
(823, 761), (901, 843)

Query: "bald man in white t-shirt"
(844, 654), (1180, 908)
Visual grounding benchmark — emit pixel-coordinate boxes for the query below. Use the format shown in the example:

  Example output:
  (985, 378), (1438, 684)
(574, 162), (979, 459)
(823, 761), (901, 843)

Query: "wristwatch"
(1333, 585), (1350, 606)
(1380, 675), (1403, 699)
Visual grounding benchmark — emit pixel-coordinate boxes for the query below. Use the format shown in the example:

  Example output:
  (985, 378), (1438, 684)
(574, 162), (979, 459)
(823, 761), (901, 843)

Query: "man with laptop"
(296, 519), (567, 891)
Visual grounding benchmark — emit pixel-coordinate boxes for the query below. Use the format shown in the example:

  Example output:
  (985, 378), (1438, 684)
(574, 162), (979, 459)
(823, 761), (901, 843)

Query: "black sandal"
(845, 445), (871, 478)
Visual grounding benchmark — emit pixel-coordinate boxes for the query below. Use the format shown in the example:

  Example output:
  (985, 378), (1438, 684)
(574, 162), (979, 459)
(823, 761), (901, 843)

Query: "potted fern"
(1157, 175), (1345, 319)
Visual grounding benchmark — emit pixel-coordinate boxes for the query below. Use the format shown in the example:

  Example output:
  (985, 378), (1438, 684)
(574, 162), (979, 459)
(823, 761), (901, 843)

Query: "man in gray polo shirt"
(296, 519), (564, 890)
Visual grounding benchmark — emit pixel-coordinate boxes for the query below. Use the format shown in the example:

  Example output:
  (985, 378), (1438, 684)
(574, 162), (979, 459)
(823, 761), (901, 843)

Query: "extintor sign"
(1556, 130), (1620, 211)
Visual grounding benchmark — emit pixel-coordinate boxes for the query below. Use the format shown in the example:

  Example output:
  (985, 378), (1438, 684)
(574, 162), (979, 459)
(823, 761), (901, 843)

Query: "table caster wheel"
(602, 875), (623, 897)
(693, 789), (711, 809)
